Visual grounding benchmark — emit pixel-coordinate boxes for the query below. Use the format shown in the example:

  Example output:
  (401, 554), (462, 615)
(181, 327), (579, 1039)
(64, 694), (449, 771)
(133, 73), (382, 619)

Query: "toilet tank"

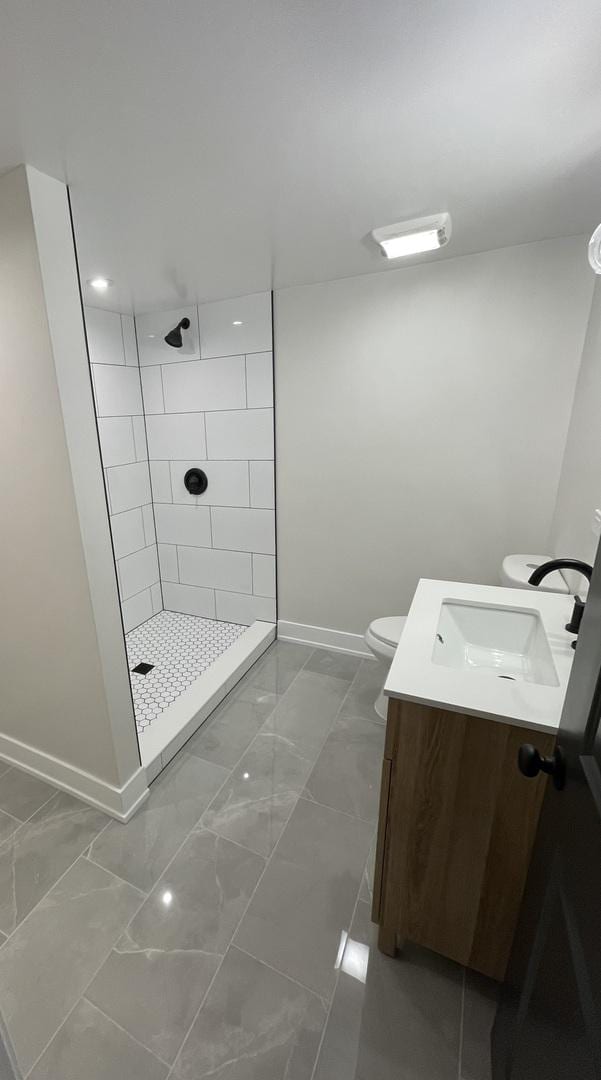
(500, 554), (570, 594)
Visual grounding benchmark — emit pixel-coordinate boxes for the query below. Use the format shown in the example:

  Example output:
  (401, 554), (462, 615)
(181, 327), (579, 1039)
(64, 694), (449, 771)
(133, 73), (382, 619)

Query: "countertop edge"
(384, 687), (560, 734)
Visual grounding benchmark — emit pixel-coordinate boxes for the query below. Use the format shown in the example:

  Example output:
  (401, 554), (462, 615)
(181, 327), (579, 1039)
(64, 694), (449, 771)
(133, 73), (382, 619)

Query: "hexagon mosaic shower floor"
(125, 610), (246, 732)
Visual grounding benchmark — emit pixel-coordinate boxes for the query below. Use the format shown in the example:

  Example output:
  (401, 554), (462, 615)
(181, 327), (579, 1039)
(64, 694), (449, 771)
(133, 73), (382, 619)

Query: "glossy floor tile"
(29, 998), (168, 1080)
(341, 658), (389, 722)
(0, 641), (496, 1080)
(86, 829), (265, 1063)
(242, 641), (314, 695)
(262, 669), (350, 757)
(88, 752), (228, 892)
(202, 732), (314, 856)
(0, 810), (20, 849)
(314, 900), (464, 1080)
(235, 797), (373, 998)
(302, 713), (385, 822)
(172, 946), (326, 1080)
(0, 768), (56, 822)
(0, 857), (142, 1075)
(0, 791), (109, 935)
(303, 648), (362, 682)
(185, 684), (279, 768)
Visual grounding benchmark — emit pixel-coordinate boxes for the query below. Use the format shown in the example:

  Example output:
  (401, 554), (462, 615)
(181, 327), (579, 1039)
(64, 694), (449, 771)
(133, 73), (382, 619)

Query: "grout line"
(166, 662), (358, 1071)
(23, 871), (150, 1079)
(129, 415), (137, 462)
(138, 350), (267, 373)
(81, 998), (172, 1069)
(151, 457), (270, 464)
(164, 666), (314, 1073)
(83, 853), (151, 898)
(120, 580), (158, 610)
(108, 503), (147, 522)
(0, 810), (112, 952)
(232, 943), (329, 1006)
(309, 837), (371, 1080)
(158, 365), (166, 412)
(146, 501), (272, 516)
(88, 360), (129, 370)
(96, 406), (273, 418)
(14, 644), (339, 1077)
(21, 693), (277, 1080)
(11, 646), (305, 1075)
(104, 459), (148, 475)
(297, 791), (379, 827)
(0, 784), (61, 838)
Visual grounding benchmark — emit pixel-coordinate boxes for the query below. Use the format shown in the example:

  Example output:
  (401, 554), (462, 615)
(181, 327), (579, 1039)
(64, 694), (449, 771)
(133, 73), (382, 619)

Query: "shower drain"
(132, 662), (154, 675)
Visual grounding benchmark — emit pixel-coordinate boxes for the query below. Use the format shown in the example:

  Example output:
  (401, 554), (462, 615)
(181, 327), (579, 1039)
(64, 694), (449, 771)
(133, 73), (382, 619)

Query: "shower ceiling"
(1, 0), (601, 312)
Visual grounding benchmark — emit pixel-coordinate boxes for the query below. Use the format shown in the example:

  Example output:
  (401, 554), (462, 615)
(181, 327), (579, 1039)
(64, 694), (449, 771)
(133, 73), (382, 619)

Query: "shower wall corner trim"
(20, 166), (143, 807)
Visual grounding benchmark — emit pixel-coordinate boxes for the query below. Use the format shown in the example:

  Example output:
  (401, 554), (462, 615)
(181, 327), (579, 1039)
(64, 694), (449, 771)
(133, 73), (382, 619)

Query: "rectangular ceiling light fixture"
(371, 212), (452, 259)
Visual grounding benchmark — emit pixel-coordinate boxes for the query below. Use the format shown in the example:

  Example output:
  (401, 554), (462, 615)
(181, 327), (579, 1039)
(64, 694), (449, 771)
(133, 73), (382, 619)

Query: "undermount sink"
(432, 600), (560, 687)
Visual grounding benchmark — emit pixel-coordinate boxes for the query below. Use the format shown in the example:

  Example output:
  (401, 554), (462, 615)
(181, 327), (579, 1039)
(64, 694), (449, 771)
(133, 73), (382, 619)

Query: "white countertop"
(384, 579), (575, 733)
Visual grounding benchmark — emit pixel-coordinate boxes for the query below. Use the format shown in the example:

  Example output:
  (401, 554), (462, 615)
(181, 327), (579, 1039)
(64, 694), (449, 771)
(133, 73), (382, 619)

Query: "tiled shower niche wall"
(135, 290), (276, 626)
(85, 308), (161, 632)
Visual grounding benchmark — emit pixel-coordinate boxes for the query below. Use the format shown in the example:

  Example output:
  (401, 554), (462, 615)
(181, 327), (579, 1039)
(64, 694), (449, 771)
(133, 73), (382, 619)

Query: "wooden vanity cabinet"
(372, 696), (555, 982)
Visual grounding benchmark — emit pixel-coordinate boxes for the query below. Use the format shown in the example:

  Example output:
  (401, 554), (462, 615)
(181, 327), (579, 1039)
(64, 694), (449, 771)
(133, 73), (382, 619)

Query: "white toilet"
(364, 554), (570, 722)
(364, 616), (407, 720)
(500, 554), (570, 593)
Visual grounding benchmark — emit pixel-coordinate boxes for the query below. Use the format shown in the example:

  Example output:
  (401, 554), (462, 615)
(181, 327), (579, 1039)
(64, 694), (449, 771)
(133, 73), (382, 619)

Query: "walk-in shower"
(84, 291), (276, 777)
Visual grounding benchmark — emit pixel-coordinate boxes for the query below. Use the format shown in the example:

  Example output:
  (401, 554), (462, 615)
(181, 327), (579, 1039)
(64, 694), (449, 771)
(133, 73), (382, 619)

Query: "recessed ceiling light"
(87, 276), (113, 291)
(371, 213), (451, 260)
(232, 320), (243, 326)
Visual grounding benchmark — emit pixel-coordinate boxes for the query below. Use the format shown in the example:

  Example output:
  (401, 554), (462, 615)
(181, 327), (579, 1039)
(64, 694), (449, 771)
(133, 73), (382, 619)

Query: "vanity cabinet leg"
(377, 923), (398, 957)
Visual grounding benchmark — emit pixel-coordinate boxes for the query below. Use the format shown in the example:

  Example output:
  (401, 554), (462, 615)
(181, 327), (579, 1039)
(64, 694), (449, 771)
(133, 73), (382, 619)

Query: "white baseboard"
(277, 619), (373, 658)
(0, 732), (149, 822)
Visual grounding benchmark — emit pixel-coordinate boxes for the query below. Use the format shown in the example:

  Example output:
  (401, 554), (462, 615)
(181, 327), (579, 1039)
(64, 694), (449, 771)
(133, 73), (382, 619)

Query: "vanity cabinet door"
(372, 697), (553, 981)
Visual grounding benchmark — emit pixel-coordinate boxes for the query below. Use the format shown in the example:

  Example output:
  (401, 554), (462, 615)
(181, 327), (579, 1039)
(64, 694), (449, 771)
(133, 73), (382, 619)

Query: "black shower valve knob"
(184, 468), (208, 496)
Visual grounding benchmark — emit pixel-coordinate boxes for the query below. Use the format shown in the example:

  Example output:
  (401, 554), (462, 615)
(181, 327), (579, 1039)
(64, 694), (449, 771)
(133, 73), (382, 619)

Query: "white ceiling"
(2, 0), (601, 313)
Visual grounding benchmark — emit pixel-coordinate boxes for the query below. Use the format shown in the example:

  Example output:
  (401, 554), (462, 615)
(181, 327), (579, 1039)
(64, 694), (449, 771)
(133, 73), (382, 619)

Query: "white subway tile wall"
(85, 307), (161, 632)
(136, 291), (276, 625)
(205, 408), (274, 459)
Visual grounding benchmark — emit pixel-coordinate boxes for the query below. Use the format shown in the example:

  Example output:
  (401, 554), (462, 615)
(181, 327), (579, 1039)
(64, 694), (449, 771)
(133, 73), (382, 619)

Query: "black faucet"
(528, 559), (593, 647)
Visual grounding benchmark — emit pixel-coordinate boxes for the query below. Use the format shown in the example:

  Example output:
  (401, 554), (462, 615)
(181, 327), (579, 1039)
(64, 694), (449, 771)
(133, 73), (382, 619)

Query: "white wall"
(274, 237), (594, 638)
(0, 165), (145, 818)
(549, 278), (601, 582)
(85, 306), (161, 632)
(135, 292), (276, 626)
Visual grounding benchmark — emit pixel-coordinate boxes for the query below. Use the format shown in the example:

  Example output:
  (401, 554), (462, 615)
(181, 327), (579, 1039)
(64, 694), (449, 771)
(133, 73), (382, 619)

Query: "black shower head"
(164, 317), (191, 348)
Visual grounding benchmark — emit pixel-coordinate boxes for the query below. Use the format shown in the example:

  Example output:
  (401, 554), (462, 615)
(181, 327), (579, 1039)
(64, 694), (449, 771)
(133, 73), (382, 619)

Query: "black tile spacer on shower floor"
(132, 662), (154, 675)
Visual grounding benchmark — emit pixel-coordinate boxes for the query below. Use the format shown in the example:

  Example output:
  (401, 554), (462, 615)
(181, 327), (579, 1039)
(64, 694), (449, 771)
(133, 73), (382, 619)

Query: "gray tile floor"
(0, 642), (498, 1079)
